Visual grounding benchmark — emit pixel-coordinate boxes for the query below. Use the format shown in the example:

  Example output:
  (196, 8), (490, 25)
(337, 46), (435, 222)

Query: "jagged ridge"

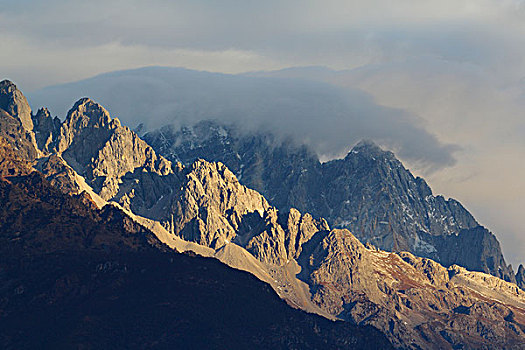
(143, 120), (517, 283)
(0, 139), (389, 350)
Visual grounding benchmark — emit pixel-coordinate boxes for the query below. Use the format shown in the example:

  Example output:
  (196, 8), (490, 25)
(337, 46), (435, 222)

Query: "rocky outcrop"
(297, 228), (525, 349)
(118, 158), (326, 266)
(0, 80), (33, 131)
(431, 226), (513, 281)
(47, 98), (173, 200)
(236, 206), (329, 265)
(279, 208), (330, 260)
(144, 121), (324, 211)
(144, 121), (516, 282)
(0, 109), (39, 161)
(140, 120), (525, 347)
(163, 160), (271, 252)
(517, 265), (525, 290)
(28, 98), (323, 266)
(32, 107), (61, 153)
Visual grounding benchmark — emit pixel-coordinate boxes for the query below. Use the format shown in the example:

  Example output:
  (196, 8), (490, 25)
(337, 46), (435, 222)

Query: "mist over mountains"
(143, 120), (517, 283)
(29, 66), (525, 268)
(29, 66), (458, 171)
(3, 78), (525, 348)
(4, 1), (525, 348)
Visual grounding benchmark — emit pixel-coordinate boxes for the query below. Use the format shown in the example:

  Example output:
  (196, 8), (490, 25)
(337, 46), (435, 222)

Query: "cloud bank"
(28, 66), (458, 171)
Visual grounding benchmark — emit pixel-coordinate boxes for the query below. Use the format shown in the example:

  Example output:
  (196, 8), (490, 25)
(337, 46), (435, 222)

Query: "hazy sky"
(2, 0), (525, 267)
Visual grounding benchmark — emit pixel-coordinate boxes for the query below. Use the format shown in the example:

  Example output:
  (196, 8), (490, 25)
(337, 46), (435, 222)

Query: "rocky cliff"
(517, 265), (525, 290)
(0, 108), (38, 162)
(32, 107), (61, 153)
(143, 121), (517, 282)
(27, 97), (331, 267)
(0, 80), (33, 132)
(298, 228), (525, 349)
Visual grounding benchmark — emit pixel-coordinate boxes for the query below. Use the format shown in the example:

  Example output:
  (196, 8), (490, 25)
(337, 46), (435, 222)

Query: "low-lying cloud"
(28, 66), (458, 171)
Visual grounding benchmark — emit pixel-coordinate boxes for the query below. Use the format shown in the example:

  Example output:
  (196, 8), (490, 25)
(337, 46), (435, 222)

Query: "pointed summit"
(56, 98), (115, 155)
(517, 264), (525, 290)
(51, 98), (172, 199)
(348, 139), (396, 161)
(65, 97), (111, 128)
(33, 107), (61, 153)
(0, 80), (39, 160)
(0, 79), (33, 131)
(353, 139), (383, 152)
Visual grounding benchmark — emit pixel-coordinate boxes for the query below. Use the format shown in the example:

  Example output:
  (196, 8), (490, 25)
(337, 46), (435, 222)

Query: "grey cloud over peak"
(28, 66), (458, 172)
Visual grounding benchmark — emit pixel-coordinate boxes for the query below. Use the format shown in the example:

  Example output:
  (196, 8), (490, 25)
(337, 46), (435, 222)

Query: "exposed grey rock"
(33, 98), (324, 266)
(32, 107), (61, 153)
(53, 98), (172, 200)
(144, 121), (324, 212)
(0, 147), (394, 349)
(0, 80), (33, 131)
(143, 121), (516, 282)
(233, 205), (329, 264)
(430, 226), (515, 282)
(0, 81), (40, 160)
(517, 265), (525, 290)
(0, 108), (39, 161)
(297, 228), (525, 349)
(278, 208), (330, 260)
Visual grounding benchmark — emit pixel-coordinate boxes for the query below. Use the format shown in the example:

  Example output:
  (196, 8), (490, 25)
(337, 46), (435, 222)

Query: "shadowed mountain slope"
(0, 137), (391, 350)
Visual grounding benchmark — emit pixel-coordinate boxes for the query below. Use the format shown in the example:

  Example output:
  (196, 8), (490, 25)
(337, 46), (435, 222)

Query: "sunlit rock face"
(144, 120), (516, 282)
(0, 80), (33, 132)
(0, 80), (40, 160)
(23, 96), (327, 266)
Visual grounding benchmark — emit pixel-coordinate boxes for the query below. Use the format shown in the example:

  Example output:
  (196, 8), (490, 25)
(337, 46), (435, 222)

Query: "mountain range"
(0, 136), (389, 349)
(143, 120), (518, 283)
(2, 79), (525, 349)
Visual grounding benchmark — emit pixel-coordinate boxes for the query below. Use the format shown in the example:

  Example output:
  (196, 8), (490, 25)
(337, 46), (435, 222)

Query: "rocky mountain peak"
(352, 139), (383, 152)
(65, 97), (112, 129)
(517, 264), (525, 290)
(52, 98), (173, 199)
(144, 120), (517, 283)
(0, 80), (45, 160)
(4, 83), (525, 348)
(35, 107), (51, 119)
(0, 80), (33, 131)
(0, 151), (392, 349)
(32, 107), (61, 153)
(345, 139), (398, 165)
